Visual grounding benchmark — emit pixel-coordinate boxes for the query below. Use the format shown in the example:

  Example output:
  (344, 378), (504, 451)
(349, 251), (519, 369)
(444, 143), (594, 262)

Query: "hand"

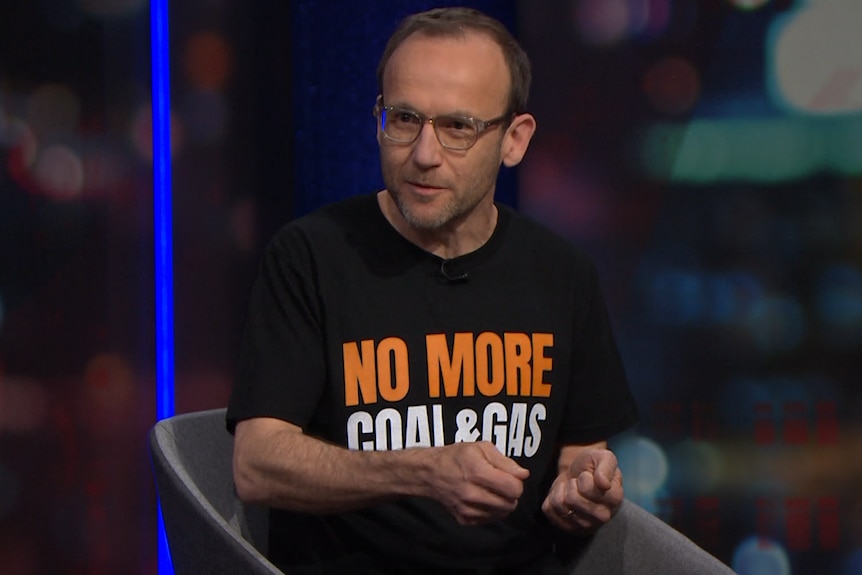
(541, 447), (623, 534)
(424, 441), (530, 526)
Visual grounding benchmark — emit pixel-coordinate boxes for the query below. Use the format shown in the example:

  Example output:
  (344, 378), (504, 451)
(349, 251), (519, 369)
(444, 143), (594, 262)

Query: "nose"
(411, 120), (444, 167)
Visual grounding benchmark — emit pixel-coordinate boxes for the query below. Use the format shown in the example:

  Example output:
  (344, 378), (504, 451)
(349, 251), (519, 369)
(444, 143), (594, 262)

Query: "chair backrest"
(149, 408), (282, 575)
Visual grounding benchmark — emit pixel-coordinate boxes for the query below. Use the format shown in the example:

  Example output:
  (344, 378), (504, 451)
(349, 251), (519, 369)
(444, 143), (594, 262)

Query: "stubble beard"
(384, 149), (503, 233)
(389, 187), (475, 232)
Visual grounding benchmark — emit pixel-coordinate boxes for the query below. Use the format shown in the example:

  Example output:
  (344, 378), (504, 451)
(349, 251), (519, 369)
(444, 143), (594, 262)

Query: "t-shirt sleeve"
(557, 259), (638, 444)
(226, 225), (326, 433)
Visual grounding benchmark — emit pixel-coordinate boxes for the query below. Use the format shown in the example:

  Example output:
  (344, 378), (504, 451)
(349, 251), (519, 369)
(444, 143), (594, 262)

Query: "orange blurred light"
(184, 31), (233, 91)
(0, 376), (48, 434)
(643, 56), (701, 116)
(83, 354), (136, 435)
(5, 118), (38, 187)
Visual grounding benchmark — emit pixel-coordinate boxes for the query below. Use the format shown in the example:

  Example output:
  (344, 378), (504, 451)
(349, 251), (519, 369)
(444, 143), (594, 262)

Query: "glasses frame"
(373, 101), (513, 151)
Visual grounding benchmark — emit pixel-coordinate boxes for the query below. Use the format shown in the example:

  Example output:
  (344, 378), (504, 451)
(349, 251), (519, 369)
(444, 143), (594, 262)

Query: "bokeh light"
(32, 145), (85, 200)
(628, 0), (671, 40)
(26, 83), (80, 138)
(745, 294), (806, 353)
(573, 0), (673, 46)
(832, 118), (862, 173)
(817, 264), (862, 347)
(727, 0), (770, 11)
(0, 376), (48, 434)
(707, 271), (764, 326)
(615, 435), (669, 507)
(643, 266), (706, 326)
(845, 549), (862, 575)
(83, 353), (136, 435)
(5, 117), (38, 187)
(84, 353), (135, 405)
(183, 31), (233, 91)
(639, 117), (862, 183)
(732, 536), (791, 575)
(768, 1), (862, 115)
(667, 440), (722, 494)
(639, 263), (772, 331)
(717, 375), (832, 445)
(573, 0), (630, 46)
(643, 56), (701, 116)
(519, 152), (613, 239)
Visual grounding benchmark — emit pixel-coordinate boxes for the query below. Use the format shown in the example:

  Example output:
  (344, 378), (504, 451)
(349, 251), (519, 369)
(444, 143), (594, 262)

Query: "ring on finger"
(566, 508), (575, 516)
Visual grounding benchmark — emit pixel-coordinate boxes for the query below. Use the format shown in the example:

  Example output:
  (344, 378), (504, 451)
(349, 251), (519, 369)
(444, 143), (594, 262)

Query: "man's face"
(378, 32), (512, 233)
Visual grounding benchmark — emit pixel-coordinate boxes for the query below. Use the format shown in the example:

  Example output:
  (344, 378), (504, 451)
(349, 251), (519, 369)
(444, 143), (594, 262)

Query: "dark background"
(1, 1), (860, 573)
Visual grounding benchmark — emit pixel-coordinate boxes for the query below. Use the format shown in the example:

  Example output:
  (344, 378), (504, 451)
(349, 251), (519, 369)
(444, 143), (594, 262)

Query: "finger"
(481, 469), (526, 502)
(553, 481), (591, 525)
(480, 442), (531, 479)
(544, 476), (607, 532)
(577, 471), (623, 507)
(461, 444), (526, 502)
(576, 471), (598, 499)
(543, 496), (601, 533)
(593, 452), (619, 490)
(541, 494), (572, 531)
(453, 484), (521, 523)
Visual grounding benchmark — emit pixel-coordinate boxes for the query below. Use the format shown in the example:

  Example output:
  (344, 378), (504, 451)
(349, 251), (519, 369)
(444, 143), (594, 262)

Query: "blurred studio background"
(1, 0), (861, 573)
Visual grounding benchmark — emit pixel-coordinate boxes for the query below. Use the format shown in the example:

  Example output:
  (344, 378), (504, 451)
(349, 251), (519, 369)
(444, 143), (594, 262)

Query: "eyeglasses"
(373, 102), (511, 151)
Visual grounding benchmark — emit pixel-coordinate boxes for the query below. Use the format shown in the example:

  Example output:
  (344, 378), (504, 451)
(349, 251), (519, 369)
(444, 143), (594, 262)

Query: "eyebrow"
(385, 102), (481, 119)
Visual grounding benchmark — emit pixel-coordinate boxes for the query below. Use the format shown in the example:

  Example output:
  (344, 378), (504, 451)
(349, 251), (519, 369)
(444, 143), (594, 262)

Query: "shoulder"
(268, 193), (379, 250)
(283, 194), (377, 234)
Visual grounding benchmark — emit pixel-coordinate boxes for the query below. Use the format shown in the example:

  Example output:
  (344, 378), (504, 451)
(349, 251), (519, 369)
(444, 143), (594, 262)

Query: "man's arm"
(233, 417), (531, 526)
(541, 442), (624, 533)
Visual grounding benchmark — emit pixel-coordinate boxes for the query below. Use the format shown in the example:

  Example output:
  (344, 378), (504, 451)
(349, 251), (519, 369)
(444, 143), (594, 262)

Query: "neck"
(377, 190), (498, 259)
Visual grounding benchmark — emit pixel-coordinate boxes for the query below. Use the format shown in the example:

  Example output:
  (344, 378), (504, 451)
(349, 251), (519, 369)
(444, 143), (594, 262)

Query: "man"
(228, 7), (640, 573)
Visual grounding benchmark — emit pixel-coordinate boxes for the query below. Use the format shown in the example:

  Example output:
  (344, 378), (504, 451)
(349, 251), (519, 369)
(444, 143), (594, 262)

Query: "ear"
(500, 113), (536, 167)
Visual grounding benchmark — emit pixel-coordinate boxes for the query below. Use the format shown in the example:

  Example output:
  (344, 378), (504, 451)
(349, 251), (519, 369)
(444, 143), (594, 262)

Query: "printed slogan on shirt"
(342, 332), (552, 457)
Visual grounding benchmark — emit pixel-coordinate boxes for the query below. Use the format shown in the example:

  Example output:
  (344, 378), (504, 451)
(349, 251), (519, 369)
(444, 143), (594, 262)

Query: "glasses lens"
(382, 108), (422, 142)
(434, 116), (478, 150)
(378, 107), (481, 150)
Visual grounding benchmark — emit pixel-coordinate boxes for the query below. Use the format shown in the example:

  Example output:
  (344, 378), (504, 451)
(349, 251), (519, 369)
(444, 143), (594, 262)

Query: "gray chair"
(567, 499), (737, 574)
(149, 408), (735, 575)
(148, 408), (282, 575)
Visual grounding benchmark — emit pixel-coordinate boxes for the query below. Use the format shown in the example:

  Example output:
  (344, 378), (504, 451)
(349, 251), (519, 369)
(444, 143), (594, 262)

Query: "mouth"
(406, 180), (447, 195)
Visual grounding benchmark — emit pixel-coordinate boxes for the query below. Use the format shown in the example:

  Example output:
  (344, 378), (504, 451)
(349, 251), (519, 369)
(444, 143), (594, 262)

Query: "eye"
(438, 116), (473, 132)
(393, 110), (421, 125)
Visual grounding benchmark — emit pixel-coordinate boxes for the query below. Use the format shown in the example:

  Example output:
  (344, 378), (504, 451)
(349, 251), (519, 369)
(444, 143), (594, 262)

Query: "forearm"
(233, 417), (431, 513)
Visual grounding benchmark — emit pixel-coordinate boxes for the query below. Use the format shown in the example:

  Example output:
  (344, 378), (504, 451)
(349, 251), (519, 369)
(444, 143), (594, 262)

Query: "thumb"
(593, 454), (618, 490)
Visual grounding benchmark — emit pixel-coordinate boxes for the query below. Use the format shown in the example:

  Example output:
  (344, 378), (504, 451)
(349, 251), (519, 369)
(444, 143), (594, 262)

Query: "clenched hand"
(541, 447), (623, 533)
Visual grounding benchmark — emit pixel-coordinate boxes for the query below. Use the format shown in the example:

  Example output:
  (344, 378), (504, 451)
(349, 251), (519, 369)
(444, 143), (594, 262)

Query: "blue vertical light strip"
(151, 0), (175, 573)
(152, 0), (174, 422)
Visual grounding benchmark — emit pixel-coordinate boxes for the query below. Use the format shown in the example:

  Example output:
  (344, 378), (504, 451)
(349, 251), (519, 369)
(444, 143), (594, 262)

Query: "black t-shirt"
(227, 193), (638, 574)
